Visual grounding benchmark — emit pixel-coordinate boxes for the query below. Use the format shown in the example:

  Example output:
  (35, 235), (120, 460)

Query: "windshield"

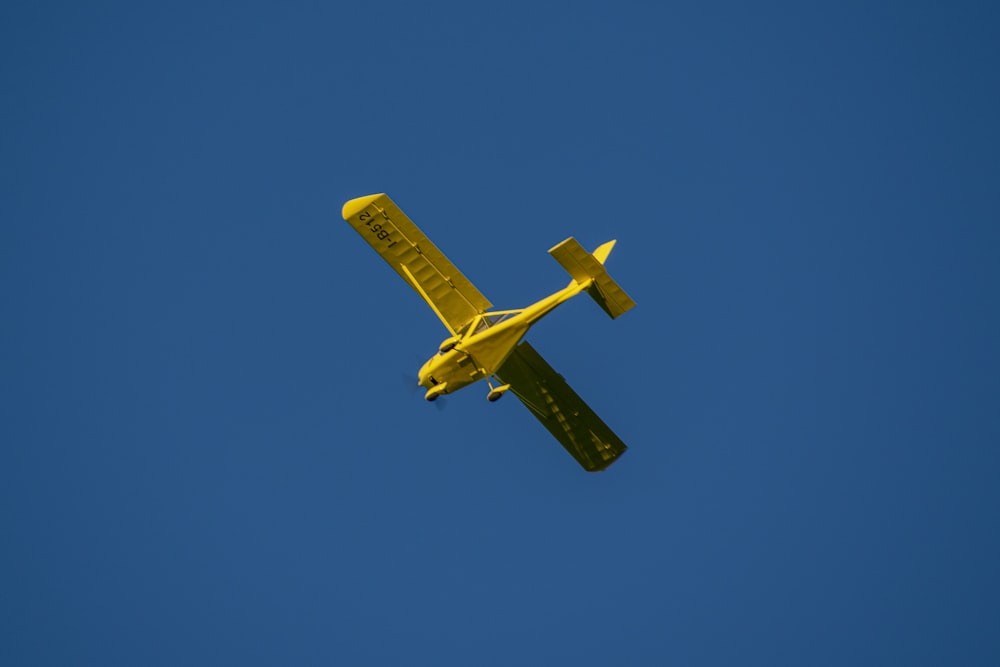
(463, 312), (517, 338)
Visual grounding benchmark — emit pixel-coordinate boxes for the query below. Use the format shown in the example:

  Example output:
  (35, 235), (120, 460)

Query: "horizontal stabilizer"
(548, 237), (636, 319)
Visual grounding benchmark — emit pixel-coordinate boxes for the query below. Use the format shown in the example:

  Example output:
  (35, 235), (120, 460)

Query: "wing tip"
(584, 445), (628, 472)
(342, 193), (385, 221)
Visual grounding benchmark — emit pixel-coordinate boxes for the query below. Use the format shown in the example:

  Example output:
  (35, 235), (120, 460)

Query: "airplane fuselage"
(417, 281), (587, 399)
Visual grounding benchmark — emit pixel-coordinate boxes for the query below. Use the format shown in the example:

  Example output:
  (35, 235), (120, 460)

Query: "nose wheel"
(486, 380), (511, 402)
(425, 383), (448, 401)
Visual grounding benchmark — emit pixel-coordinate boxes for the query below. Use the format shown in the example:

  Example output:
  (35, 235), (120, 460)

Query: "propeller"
(400, 372), (446, 410)
(400, 372), (420, 397)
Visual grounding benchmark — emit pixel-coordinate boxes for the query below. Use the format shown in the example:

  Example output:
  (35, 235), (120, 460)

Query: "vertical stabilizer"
(591, 240), (617, 265)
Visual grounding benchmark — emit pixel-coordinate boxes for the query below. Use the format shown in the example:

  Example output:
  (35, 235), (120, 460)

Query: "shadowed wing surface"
(496, 342), (628, 472)
(342, 194), (492, 334)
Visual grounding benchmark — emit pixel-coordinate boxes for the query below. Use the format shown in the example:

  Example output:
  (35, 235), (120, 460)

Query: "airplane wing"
(496, 341), (628, 472)
(342, 193), (492, 334)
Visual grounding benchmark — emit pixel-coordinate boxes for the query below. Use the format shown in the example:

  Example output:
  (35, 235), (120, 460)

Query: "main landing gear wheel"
(486, 383), (511, 402)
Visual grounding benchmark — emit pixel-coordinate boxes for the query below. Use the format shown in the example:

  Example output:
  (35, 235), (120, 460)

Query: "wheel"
(486, 384), (511, 402)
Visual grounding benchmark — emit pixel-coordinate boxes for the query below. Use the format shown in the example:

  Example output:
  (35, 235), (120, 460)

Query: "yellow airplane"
(342, 193), (637, 471)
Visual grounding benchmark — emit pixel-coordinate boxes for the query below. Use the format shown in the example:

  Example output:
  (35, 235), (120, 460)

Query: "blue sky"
(3, 1), (999, 665)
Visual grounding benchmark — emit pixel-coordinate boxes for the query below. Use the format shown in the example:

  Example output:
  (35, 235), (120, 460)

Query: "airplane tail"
(548, 237), (636, 319)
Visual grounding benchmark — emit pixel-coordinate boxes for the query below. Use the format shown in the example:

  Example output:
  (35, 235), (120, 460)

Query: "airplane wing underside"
(342, 193), (492, 334)
(496, 341), (628, 472)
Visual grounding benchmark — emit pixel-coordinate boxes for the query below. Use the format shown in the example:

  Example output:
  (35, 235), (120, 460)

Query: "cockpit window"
(486, 313), (515, 326)
(473, 317), (491, 335)
(462, 312), (519, 338)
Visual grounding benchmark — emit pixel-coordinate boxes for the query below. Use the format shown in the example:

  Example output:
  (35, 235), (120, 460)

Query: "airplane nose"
(417, 357), (434, 387)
